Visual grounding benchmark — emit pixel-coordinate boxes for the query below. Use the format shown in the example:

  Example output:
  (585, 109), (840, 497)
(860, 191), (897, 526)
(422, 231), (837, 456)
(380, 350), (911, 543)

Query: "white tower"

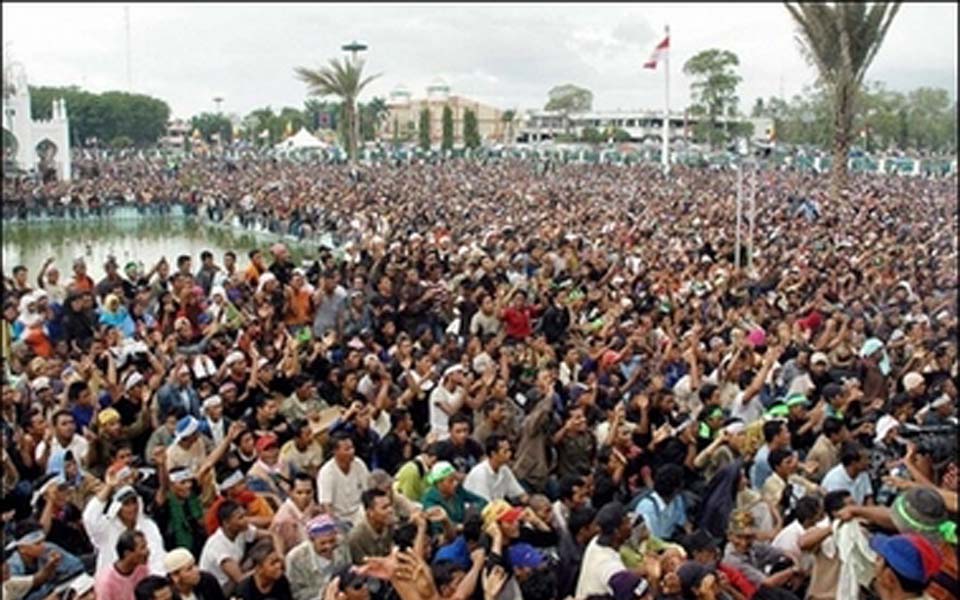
(2, 64), (72, 180)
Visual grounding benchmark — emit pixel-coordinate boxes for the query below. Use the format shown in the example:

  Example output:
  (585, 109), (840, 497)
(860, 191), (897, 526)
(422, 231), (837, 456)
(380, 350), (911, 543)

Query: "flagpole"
(662, 24), (670, 176)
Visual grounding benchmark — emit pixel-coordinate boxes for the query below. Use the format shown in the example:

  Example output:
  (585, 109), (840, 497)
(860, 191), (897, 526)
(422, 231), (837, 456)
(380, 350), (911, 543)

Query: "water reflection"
(2, 217), (324, 280)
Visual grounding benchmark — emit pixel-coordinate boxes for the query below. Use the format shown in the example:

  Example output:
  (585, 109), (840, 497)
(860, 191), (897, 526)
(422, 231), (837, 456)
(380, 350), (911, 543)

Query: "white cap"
(874, 414), (900, 444)
(810, 352), (829, 366)
(224, 351), (246, 367)
(902, 372), (924, 391)
(30, 376), (51, 391)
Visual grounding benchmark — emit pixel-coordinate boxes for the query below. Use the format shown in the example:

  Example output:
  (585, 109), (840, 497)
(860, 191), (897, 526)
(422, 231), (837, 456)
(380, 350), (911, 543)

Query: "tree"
(190, 112), (233, 144)
(785, 2), (900, 201)
(501, 109), (516, 145)
(441, 105), (454, 151)
(545, 84), (593, 134)
(580, 127), (604, 145)
(418, 108), (431, 150)
(683, 49), (743, 148)
(463, 108), (481, 149)
(110, 135), (133, 149)
(359, 97), (388, 141)
(294, 57), (381, 163)
(30, 86), (170, 147)
(609, 128), (632, 143)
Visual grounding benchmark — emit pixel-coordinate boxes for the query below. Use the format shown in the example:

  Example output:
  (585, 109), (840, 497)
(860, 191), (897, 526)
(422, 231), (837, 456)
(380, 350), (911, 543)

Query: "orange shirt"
(285, 289), (312, 326)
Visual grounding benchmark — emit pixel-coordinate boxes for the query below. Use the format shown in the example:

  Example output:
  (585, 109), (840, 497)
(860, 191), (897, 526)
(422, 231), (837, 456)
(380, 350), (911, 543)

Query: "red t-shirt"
(501, 305), (535, 339)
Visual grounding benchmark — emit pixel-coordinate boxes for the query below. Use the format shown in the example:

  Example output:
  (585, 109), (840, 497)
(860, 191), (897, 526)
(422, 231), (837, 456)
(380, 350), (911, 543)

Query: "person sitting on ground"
(234, 540), (294, 600)
(163, 547), (226, 600)
(94, 529), (151, 600)
(5, 519), (86, 600)
(285, 515), (352, 600)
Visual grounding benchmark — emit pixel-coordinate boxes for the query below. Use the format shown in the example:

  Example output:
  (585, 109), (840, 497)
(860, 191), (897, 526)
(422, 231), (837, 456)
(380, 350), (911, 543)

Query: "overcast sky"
(3, 2), (957, 120)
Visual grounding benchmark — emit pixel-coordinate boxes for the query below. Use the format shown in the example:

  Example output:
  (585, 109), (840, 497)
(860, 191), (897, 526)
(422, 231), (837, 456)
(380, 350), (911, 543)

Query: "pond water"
(2, 214), (325, 281)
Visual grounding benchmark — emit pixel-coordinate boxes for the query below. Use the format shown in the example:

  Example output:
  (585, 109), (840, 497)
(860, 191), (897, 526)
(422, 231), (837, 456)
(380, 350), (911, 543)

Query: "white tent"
(274, 128), (327, 151)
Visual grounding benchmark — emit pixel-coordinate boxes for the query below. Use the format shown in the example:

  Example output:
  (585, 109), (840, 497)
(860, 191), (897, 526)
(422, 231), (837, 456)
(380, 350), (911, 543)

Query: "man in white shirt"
(36, 409), (89, 468)
(316, 433), (370, 525)
(771, 495), (821, 570)
(463, 435), (527, 503)
(821, 441), (874, 505)
(199, 499), (269, 590)
(428, 365), (466, 439)
(576, 501), (634, 598)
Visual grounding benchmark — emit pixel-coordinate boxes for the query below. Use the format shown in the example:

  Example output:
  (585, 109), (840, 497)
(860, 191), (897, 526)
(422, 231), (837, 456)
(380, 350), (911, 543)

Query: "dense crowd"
(1, 156), (957, 600)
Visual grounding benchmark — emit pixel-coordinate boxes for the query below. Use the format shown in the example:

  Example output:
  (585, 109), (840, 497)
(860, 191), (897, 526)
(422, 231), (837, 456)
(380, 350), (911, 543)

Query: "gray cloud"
(3, 2), (955, 119)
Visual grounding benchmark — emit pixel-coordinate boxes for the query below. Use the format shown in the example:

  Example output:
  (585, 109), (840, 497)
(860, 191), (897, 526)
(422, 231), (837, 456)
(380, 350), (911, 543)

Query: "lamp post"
(342, 40), (368, 163)
(213, 96), (224, 113)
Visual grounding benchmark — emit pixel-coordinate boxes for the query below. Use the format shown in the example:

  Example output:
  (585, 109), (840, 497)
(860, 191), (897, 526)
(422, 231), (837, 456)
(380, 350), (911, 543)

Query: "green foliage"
(610, 128), (632, 143)
(29, 86), (170, 147)
(110, 135), (133, 149)
(359, 97), (388, 142)
(463, 109), (481, 149)
(785, 2), (901, 199)
(501, 109), (516, 144)
(544, 84), (593, 112)
(751, 81), (955, 153)
(190, 112), (233, 144)
(294, 57), (381, 161)
(682, 49), (742, 147)
(441, 105), (454, 151)
(418, 108), (431, 150)
(580, 127), (604, 144)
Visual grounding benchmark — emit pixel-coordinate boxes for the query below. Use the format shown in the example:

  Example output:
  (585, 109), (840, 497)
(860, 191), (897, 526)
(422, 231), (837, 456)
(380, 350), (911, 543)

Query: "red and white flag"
(643, 35), (669, 69)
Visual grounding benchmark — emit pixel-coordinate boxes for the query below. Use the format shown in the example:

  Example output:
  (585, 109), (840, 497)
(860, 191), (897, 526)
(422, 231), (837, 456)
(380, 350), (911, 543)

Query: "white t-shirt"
(36, 434), (89, 464)
(575, 536), (627, 598)
(772, 520), (813, 570)
(730, 390), (764, 424)
(316, 458), (370, 525)
(429, 384), (464, 439)
(200, 525), (257, 587)
(462, 460), (525, 501)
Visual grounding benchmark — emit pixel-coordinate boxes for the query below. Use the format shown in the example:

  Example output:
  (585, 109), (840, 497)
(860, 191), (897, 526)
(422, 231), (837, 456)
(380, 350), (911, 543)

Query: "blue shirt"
(821, 464), (874, 504)
(7, 542), (85, 600)
(634, 492), (687, 541)
(750, 445), (772, 490)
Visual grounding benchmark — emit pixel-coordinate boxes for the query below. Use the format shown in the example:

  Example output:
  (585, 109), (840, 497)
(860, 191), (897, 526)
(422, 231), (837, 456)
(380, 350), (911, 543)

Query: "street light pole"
(342, 40), (368, 163)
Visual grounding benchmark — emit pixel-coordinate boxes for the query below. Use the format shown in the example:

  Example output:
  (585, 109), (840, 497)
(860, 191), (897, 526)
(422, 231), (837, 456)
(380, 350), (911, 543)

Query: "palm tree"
(501, 109), (516, 145)
(784, 2), (900, 201)
(294, 57), (380, 163)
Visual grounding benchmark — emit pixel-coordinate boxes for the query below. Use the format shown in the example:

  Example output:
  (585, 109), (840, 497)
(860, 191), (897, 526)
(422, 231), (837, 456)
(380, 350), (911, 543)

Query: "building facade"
(2, 64), (72, 180)
(379, 79), (506, 145)
(517, 108), (773, 145)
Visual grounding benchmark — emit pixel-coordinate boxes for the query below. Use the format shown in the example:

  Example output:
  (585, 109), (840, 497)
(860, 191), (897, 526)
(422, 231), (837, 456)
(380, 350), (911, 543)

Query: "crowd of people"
(1, 156), (957, 600)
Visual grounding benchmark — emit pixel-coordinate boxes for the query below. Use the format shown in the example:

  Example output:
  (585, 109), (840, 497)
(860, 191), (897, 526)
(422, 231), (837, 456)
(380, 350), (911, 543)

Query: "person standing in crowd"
(94, 530), (151, 600)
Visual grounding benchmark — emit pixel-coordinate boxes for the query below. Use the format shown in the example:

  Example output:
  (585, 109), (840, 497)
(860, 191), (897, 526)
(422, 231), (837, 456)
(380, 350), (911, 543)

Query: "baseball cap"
(609, 571), (651, 600)
(507, 543), (544, 569)
(482, 499), (524, 527)
(870, 533), (943, 585)
(810, 352), (829, 366)
(255, 433), (279, 453)
(433, 536), (471, 569)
